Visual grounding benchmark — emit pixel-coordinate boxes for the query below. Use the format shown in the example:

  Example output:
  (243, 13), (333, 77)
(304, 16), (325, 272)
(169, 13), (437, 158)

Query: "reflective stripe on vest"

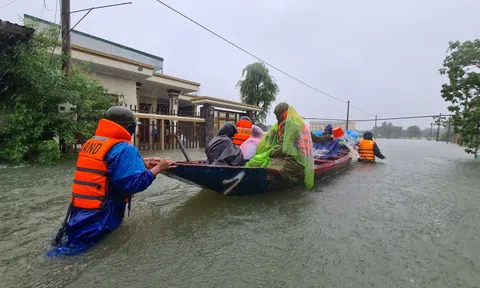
(359, 139), (375, 161)
(297, 124), (313, 157)
(71, 136), (127, 209)
(232, 120), (252, 146)
(232, 132), (251, 146)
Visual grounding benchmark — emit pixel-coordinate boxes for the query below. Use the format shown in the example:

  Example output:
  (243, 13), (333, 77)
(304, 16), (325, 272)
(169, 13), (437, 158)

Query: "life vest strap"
(76, 167), (107, 176)
(73, 179), (101, 189)
(71, 192), (105, 201)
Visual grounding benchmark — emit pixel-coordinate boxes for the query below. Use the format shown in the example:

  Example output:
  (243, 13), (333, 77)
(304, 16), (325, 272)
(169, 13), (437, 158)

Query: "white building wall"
(309, 121), (357, 131)
(92, 74), (138, 108)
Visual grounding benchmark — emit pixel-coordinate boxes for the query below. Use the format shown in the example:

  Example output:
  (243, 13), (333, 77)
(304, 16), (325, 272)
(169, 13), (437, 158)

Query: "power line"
(349, 103), (375, 117)
(153, 0), (348, 104)
(304, 114), (455, 122)
(70, 2), (132, 14)
(0, 0), (19, 9)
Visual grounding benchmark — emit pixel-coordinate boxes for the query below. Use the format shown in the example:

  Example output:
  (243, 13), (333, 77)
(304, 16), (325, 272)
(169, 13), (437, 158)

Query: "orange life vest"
(70, 119), (132, 209)
(358, 139), (375, 161)
(232, 119), (252, 146)
(278, 111), (312, 157)
(297, 124), (313, 157)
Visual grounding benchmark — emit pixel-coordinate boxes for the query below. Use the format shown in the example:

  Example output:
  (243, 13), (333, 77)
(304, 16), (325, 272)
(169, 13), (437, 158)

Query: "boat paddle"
(175, 132), (192, 162)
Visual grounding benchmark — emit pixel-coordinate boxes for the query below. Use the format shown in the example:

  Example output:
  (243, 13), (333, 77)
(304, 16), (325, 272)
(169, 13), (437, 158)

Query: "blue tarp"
(313, 140), (340, 159)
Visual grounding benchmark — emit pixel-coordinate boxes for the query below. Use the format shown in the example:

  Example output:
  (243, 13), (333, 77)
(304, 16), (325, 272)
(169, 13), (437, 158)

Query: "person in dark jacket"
(324, 124), (333, 136)
(205, 123), (246, 166)
(357, 131), (386, 162)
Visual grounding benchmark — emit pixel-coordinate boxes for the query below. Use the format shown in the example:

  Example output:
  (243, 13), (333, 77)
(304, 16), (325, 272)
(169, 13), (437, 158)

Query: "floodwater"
(0, 140), (479, 288)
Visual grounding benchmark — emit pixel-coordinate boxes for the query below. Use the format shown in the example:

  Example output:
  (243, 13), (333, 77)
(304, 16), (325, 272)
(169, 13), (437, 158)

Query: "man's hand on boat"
(144, 157), (177, 175)
(144, 157), (160, 169)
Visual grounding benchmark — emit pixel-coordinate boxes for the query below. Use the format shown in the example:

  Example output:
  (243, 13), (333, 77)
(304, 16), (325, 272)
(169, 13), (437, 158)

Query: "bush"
(0, 25), (116, 164)
(37, 140), (61, 164)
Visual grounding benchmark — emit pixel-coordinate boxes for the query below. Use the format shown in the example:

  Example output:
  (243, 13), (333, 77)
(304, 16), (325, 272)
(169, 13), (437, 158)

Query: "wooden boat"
(162, 153), (352, 195)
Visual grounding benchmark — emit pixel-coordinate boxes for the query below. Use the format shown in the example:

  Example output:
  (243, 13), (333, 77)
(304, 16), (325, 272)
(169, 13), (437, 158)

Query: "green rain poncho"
(246, 103), (315, 189)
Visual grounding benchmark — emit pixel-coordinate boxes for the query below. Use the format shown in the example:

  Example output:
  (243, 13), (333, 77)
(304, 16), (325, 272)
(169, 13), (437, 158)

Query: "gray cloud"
(2, 0), (479, 129)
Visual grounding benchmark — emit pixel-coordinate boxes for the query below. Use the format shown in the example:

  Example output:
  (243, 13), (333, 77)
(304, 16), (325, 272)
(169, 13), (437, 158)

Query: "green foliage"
(36, 140), (61, 164)
(406, 125), (421, 138)
(439, 40), (480, 155)
(0, 26), (116, 164)
(374, 122), (404, 139)
(236, 62), (279, 123)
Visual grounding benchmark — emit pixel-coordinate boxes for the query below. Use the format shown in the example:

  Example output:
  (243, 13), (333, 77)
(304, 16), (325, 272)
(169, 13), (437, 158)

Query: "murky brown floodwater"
(0, 140), (479, 288)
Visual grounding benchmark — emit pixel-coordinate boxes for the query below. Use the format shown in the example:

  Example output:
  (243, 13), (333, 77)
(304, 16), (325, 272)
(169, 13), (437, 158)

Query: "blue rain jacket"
(47, 142), (155, 257)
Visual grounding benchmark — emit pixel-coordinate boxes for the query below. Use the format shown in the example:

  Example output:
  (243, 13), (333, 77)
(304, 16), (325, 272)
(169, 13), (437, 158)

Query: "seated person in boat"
(240, 125), (264, 161)
(232, 116), (253, 146)
(311, 125), (334, 143)
(246, 102), (315, 189)
(205, 122), (246, 166)
(357, 131), (386, 162)
(324, 124), (333, 136)
(309, 124), (333, 144)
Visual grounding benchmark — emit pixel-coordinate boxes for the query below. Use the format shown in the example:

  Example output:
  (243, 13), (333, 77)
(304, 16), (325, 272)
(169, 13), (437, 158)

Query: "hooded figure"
(268, 103), (305, 184)
(240, 125), (264, 160)
(246, 102), (315, 188)
(206, 123), (246, 166)
(311, 124), (334, 143)
(324, 124), (333, 136)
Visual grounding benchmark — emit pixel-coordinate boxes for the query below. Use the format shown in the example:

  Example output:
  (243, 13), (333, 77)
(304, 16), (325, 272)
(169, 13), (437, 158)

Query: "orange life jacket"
(232, 119), (252, 146)
(297, 124), (313, 157)
(358, 139), (375, 161)
(278, 111), (312, 157)
(70, 119), (133, 209)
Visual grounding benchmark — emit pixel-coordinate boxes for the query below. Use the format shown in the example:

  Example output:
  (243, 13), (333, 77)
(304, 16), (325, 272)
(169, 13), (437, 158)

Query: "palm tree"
(236, 62), (279, 123)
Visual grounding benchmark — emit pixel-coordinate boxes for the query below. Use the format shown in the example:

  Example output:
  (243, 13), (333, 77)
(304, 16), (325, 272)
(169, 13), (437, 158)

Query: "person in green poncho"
(246, 102), (316, 189)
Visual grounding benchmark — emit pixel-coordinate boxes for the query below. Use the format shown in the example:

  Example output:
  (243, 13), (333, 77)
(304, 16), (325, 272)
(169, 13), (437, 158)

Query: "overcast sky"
(1, 0), (479, 129)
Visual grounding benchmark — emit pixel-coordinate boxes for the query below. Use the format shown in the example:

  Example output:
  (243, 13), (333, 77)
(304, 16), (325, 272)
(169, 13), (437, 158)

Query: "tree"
(375, 122), (404, 139)
(406, 125), (421, 138)
(439, 40), (480, 156)
(236, 62), (279, 123)
(0, 26), (116, 164)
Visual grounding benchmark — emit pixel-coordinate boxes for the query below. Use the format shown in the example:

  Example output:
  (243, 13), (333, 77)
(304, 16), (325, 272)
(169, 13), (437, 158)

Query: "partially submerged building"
(24, 15), (260, 150)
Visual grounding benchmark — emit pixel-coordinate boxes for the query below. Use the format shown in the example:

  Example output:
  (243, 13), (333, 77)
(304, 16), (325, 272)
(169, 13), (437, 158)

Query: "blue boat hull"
(162, 155), (352, 195)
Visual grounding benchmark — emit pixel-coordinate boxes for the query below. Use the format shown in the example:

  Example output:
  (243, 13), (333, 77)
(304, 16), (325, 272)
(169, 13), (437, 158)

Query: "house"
(309, 120), (356, 132)
(24, 15), (260, 150)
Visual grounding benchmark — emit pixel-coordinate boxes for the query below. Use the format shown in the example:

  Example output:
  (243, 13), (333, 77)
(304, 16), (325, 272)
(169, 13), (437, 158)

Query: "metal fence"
(73, 117), (205, 152)
(136, 120), (205, 151)
(130, 104), (202, 118)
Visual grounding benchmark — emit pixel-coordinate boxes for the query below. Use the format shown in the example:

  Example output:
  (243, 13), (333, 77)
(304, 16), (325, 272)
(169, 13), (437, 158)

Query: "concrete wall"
(92, 74), (138, 108)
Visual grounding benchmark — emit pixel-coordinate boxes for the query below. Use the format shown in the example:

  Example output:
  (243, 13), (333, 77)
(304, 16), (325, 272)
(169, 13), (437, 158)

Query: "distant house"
(309, 120), (356, 132)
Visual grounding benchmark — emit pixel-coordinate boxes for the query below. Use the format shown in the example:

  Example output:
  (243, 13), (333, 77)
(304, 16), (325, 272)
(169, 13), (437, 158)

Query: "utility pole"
(61, 0), (71, 79)
(436, 113), (442, 142)
(345, 100), (350, 130)
(475, 118), (479, 159)
(446, 118), (451, 144)
(374, 115), (378, 138)
(429, 123), (433, 140)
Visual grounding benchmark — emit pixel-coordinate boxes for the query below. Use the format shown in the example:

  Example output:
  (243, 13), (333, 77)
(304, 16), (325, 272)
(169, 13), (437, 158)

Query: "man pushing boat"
(47, 106), (176, 256)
